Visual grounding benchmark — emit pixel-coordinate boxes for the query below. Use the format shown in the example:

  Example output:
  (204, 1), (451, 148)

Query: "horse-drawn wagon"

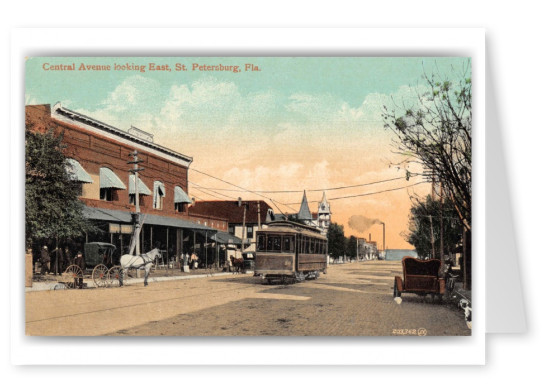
(62, 242), (119, 288)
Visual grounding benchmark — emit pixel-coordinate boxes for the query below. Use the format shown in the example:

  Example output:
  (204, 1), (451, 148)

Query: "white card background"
(9, 27), (486, 366)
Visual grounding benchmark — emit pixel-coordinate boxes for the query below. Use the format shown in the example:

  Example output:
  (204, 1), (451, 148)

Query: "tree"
(25, 127), (95, 249)
(383, 61), (472, 287)
(383, 63), (471, 231)
(345, 235), (358, 259)
(404, 195), (463, 260)
(327, 222), (346, 259)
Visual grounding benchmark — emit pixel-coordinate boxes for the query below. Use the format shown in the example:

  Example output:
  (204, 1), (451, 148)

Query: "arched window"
(153, 181), (165, 209)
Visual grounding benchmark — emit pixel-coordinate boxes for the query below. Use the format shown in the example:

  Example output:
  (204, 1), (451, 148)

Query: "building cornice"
(51, 103), (193, 168)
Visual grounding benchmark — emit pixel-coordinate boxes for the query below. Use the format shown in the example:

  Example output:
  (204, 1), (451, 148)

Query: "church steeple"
(297, 190), (312, 220)
(318, 191), (330, 214)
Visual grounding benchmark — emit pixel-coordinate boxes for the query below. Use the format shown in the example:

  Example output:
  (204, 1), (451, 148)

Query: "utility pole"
(257, 200), (261, 249)
(127, 150), (144, 255)
(429, 215), (435, 259)
(439, 181), (444, 262)
(238, 197), (247, 255)
(257, 200), (261, 228)
(380, 222), (386, 259)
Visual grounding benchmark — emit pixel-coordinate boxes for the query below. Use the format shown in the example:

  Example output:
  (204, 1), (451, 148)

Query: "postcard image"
(24, 56), (473, 337)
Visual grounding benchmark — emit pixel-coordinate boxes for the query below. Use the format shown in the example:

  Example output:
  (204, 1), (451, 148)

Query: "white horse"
(119, 248), (161, 287)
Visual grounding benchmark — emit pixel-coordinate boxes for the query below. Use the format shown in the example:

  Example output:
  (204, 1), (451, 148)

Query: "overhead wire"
(189, 167), (298, 215)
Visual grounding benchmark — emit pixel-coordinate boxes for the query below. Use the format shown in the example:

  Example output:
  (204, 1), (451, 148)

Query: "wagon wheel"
(107, 266), (125, 287)
(62, 265), (83, 289)
(92, 264), (109, 288)
(393, 280), (401, 298)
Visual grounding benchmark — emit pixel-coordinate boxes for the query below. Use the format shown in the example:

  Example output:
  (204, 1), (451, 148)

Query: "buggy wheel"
(62, 265), (83, 289)
(92, 264), (109, 288)
(108, 266), (124, 287)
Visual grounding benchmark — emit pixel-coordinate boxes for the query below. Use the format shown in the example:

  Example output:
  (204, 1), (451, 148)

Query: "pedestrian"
(191, 252), (198, 270)
(40, 245), (50, 275)
(73, 251), (85, 289)
(224, 255), (233, 273)
(52, 247), (64, 276)
(63, 247), (72, 272)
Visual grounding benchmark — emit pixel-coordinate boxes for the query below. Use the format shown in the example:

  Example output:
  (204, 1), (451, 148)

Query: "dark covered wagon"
(393, 257), (445, 301)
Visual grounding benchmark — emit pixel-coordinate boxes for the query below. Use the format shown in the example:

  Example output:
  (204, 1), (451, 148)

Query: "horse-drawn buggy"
(62, 242), (119, 288)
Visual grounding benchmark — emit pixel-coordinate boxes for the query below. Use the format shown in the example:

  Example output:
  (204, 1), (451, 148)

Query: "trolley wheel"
(92, 264), (109, 288)
(108, 266), (124, 287)
(62, 265), (83, 289)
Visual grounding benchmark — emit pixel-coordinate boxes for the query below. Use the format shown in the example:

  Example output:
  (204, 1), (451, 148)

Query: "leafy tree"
(25, 127), (95, 249)
(327, 222), (346, 259)
(345, 235), (358, 258)
(383, 61), (472, 287)
(404, 195), (463, 259)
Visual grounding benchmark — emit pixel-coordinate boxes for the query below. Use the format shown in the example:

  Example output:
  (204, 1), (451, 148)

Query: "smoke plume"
(347, 215), (382, 233)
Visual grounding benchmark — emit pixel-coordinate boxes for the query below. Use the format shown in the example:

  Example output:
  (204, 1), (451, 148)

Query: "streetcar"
(254, 221), (328, 284)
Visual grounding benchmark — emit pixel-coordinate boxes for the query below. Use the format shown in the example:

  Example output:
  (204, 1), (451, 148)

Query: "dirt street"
(25, 261), (471, 336)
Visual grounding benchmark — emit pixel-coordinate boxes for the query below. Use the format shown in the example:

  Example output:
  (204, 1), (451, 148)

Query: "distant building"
(358, 238), (378, 260)
(188, 200), (275, 250)
(276, 191), (332, 236)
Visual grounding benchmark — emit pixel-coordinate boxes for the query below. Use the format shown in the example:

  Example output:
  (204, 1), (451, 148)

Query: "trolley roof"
(257, 221), (327, 240)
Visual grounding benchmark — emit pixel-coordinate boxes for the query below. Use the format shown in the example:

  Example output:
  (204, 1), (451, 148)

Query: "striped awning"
(99, 167), (126, 189)
(174, 186), (192, 203)
(65, 158), (93, 183)
(128, 175), (152, 195)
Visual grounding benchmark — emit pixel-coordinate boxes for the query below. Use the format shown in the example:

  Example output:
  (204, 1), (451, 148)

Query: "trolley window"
(282, 236), (295, 253)
(301, 237), (308, 254)
(309, 238), (315, 254)
(257, 234), (266, 252)
(267, 235), (282, 252)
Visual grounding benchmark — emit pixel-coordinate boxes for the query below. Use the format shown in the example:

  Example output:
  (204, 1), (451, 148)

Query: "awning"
(100, 167), (126, 189)
(210, 231), (242, 245)
(174, 186), (192, 203)
(143, 213), (216, 232)
(83, 206), (132, 223)
(66, 158), (93, 183)
(129, 175), (152, 195)
(82, 206), (216, 232)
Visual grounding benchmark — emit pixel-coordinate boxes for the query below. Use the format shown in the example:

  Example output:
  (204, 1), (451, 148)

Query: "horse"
(119, 248), (161, 287)
(230, 255), (245, 274)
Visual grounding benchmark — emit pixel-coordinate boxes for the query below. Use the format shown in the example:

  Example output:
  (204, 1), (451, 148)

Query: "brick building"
(26, 103), (238, 266)
(188, 200), (275, 250)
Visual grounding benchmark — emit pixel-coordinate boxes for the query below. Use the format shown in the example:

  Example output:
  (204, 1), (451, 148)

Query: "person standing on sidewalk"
(40, 245), (50, 275)
(191, 252), (198, 270)
(62, 247), (72, 272)
(73, 251), (85, 289)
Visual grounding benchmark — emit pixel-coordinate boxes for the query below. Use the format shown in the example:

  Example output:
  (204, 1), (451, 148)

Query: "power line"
(284, 181), (429, 204)
(189, 181), (236, 201)
(328, 181), (429, 201)
(189, 167), (298, 214)
(190, 175), (416, 194)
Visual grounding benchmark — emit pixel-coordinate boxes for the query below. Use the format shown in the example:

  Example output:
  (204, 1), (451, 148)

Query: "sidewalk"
(26, 268), (253, 292)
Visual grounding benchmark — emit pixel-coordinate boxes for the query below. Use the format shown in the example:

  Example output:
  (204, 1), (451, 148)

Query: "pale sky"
(25, 57), (470, 249)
